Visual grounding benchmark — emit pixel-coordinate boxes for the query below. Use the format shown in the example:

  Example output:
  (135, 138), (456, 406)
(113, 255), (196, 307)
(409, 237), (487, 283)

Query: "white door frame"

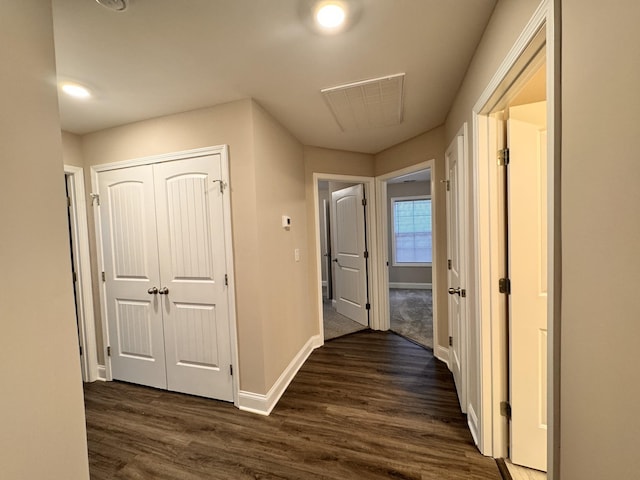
(64, 165), (98, 382)
(471, 1), (557, 475)
(312, 173), (379, 342)
(90, 145), (240, 405)
(374, 161), (443, 359)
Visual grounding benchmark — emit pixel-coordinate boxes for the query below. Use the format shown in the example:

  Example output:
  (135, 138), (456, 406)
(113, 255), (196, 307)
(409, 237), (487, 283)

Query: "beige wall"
(443, 0), (541, 435)
(304, 146), (375, 331)
(250, 101), (313, 389)
(0, 1), (89, 478)
(62, 131), (84, 168)
(387, 181), (432, 285)
(560, 1), (640, 477)
(375, 127), (447, 349)
(80, 98), (277, 394)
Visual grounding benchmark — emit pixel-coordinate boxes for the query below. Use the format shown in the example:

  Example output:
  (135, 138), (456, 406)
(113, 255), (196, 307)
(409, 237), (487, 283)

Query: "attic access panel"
(321, 73), (405, 131)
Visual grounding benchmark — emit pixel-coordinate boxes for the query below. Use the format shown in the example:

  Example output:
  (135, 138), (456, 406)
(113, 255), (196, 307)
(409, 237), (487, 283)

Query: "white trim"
(238, 335), (322, 415)
(374, 161), (438, 342)
(90, 146), (221, 172)
(471, 0), (555, 469)
(97, 365), (107, 381)
(467, 403), (480, 447)
(90, 145), (240, 403)
(389, 282), (431, 290)
(64, 165), (98, 383)
(312, 173), (380, 339)
(434, 345), (450, 367)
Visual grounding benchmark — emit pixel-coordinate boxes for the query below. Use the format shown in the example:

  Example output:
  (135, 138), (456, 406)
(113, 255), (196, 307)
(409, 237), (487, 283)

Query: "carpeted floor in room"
(323, 298), (367, 340)
(323, 289), (433, 348)
(389, 288), (433, 349)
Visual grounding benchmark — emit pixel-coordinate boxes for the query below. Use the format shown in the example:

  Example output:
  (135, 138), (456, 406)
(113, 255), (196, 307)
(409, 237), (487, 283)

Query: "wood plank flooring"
(84, 331), (501, 479)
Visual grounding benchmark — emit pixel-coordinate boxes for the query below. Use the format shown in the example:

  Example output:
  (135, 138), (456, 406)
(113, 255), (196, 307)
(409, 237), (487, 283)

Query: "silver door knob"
(448, 287), (461, 295)
(147, 287), (158, 295)
(158, 287), (169, 295)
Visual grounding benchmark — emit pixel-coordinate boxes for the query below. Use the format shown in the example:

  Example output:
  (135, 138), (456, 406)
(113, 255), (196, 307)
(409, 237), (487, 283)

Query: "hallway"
(84, 331), (500, 479)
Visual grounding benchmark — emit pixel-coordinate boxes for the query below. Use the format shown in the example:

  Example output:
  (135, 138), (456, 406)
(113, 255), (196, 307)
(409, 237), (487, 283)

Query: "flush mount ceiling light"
(314, 2), (347, 32)
(95, 0), (128, 12)
(61, 82), (91, 99)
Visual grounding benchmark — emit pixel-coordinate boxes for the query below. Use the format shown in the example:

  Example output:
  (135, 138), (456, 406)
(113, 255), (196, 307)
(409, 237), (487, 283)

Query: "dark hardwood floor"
(84, 331), (501, 479)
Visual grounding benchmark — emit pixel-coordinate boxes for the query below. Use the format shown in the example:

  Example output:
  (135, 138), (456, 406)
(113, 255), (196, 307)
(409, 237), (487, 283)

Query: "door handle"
(147, 287), (158, 295)
(448, 287), (461, 296)
(158, 287), (169, 295)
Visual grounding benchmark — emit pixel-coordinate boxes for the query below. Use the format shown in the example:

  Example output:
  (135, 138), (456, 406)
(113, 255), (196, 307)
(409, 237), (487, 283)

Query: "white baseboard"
(467, 403), (480, 446)
(97, 365), (107, 381)
(238, 334), (322, 416)
(389, 282), (432, 290)
(434, 345), (450, 368)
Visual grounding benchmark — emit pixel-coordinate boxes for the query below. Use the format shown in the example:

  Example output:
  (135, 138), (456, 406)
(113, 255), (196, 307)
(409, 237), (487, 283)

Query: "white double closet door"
(98, 154), (233, 401)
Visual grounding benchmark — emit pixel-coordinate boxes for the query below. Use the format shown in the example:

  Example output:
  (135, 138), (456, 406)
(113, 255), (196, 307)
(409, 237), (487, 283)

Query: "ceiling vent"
(321, 73), (405, 131)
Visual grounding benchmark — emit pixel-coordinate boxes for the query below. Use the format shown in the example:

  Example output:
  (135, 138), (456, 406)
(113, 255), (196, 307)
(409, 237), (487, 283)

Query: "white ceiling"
(52, 0), (496, 154)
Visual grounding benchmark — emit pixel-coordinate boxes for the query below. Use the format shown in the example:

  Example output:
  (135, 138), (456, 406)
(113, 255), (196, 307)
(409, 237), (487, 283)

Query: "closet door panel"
(154, 155), (233, 401)
(98, 165), (167, 388)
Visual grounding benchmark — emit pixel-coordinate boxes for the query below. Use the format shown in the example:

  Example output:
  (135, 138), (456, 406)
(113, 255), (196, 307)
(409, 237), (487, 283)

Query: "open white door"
(99, 165), (167, 389)
(446, 134), (467, 412)
(331, 184), (368, 327)
(508, 102), (548, 471)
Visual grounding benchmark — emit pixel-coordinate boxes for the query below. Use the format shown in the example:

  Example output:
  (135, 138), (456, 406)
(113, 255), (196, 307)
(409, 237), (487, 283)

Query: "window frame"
(390, 194), (432, 267)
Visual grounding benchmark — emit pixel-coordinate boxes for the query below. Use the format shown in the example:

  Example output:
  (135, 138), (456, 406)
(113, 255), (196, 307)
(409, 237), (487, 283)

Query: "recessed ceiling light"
(315, 3), (346, 30)
(61, 83), (91, 99)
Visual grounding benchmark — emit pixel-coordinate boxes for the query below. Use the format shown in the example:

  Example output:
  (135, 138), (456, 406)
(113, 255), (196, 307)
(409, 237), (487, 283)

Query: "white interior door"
(98, 153), (233, 401)
(508, 101), (548, 471)
(154, 155), (233, 401)
(446, 135), (467, 412)
(99, 165), (167, 389)
(331, 184), (368, 326)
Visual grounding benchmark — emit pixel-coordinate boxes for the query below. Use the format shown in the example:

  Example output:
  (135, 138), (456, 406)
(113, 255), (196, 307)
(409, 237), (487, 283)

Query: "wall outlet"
(294, 248), (300, 262)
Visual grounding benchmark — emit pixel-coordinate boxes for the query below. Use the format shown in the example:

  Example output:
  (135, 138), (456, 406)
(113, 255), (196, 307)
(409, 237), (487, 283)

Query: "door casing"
(64, 165), (98, 382)
(312, 173), (379, 343)
(470, 1), (558, 476)
(91, 145), (240, 405)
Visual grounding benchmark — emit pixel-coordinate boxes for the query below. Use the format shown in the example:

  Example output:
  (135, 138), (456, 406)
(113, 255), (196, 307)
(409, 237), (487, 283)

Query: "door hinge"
(89, 193), (100, 206)
(500, 401), (512, 420)
(365, 303), (371, 310)
(212, 179), (227, 194)
(230, 365), (233, 376)
(79, 345), (83, 356)
(447, 259), (452, 270)
(67, 196), (71, 208)
(102, 271), (106, 282)
(107, 346), (111, 357)
(72, 271), (77, 282)
(497, 148), (510, 166)
(362, 198), (367, 206)
(498, 277), (511, 294)
(224, 274), (228, 286)
(449, 336), (453, 347)
(364, 251), (369, 259)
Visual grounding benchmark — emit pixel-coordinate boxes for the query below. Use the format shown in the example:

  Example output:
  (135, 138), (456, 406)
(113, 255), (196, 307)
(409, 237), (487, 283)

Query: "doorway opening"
(472, 9), (555, 477)
(64, 165), (97, 382)
(313, 173), (380, 343)
(318, 179), (370, 341)
(385, 169), (433, 349)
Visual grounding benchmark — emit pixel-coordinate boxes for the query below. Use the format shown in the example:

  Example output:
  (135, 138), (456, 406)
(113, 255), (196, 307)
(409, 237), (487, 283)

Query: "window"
(391, 196), (432, 266)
